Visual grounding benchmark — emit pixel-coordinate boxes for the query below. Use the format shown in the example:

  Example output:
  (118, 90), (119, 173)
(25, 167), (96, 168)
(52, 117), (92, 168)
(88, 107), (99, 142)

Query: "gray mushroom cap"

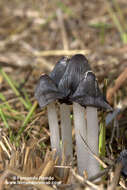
(58, 54), (91, 97)
(34, 74), (63, 108)
(71, 71), (112, 111)
(49, 56), (69, 86)
(35, 54), (112, 111)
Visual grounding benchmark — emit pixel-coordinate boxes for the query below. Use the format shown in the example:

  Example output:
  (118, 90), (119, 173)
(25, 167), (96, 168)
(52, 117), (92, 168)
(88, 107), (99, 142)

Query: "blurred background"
(0, 1), (127, 189)
(0, 0), (127, 76)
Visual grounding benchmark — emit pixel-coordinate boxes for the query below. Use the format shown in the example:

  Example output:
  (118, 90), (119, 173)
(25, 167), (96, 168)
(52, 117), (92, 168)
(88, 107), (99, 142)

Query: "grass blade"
(0, 107), (10, 129)
(16, 101), (38, 140)
(0, 68), (30, 110)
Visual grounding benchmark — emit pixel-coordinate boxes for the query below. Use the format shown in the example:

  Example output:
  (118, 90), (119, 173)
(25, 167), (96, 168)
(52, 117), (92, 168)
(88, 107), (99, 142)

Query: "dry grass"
(0, 0), (127, 189)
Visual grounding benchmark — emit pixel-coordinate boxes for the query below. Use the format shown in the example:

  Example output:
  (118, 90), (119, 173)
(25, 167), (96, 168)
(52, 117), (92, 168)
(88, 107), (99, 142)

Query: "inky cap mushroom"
(58, 54), (91, 97)
(71, 71), (112, 111)
(35, 57), (69, 108)
(35, 74), (63, 108)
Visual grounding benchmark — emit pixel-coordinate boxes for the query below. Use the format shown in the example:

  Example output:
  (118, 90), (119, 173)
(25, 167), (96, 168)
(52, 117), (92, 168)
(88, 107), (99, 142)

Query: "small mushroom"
(35, 57), (69, 108)
(71, 71), (112, 110)
(60, 54), (92, 176)
(72, 70), (112, 177)
(35, 57), (73, 160)
(49, 57), (73, 160)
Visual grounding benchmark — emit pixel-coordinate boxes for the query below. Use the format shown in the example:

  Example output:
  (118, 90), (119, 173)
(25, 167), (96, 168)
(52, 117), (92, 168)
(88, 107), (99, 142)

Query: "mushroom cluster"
(35, 54), (112, 177)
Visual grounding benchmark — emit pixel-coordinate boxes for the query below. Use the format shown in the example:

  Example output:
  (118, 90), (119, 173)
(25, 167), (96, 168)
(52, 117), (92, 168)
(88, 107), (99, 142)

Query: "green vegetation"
(106, 0), (127, 44)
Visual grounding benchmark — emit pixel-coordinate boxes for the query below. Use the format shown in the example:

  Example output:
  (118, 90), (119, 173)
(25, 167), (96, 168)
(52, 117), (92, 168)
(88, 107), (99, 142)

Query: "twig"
(71, 169), (99, 190)
(107, 162), (122, 190)
(107, 67), (127, 104)
(0, 140), (11, 158)
(57, 9), (69, 50)
(88, 166), (112, 182)
(110, 118), (119, 144)
(19, 41), (90, 57)
(80, 133), (107, 168)
(35, 49), (90, 57)
(37, 50), (90, 56)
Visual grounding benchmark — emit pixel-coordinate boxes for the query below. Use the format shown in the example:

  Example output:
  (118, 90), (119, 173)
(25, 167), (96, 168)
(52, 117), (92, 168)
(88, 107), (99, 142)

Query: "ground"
(0, 0), (127, 189)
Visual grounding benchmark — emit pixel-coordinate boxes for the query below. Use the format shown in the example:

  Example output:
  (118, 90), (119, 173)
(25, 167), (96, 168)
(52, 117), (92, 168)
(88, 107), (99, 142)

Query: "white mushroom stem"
(73, 102), (88, 176)
(60, 103), (73, 161)
(47, 102), (61, 157)
(86, 106), (100, 177)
